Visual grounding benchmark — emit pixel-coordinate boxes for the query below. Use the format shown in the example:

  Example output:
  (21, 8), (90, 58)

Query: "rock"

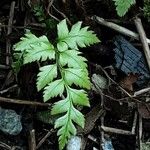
(92, 74), (108, 92)
(67, 136), (81, 150)
(0, 107), (22, 135)
(101, 138), (114, 150)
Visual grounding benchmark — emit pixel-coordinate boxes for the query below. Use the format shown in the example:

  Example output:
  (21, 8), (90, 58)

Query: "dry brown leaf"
(119, 73), (139, 91)
(77, 104), (105, 135)
(138, 103), (150, 119)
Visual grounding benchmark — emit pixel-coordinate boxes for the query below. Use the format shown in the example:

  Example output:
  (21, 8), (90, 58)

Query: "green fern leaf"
(51, 97), (70, 114)
(54, 103), (84, 150)
(57, 19), (100, 49)
(14, 31), (55, 64)
(63, 68), (90, 89)
(52, 86), (89, 149)
(55, 108), (84, 150)
(70, 106), (85, 128)
(55, 113), (76, 150)
(24, 42), (55, 64)
(43, 79), (65, 102)
(67, 87), (90, 106)
(57, 42), (68, 52)
(51, 88), (89, 115)
(59, 50), (87, 68)
(57, 19), (69, 39)
(113, 0), (136, 17)
(37, 64), (57, 91)
(14, 32), (38, 51)
(14, 32), (50, 51)
(13, 19), (100, 150)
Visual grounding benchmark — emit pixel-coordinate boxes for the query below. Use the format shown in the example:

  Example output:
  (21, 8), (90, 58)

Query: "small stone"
(67, 136), (81, 150)
(0, 107), (22, 135)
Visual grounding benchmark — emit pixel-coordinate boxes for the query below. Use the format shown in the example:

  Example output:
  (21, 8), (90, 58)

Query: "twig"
(131, 111), (138, 134)
(0, 96), (51, 107)
(134, 87), (150, 96)
(0, 142), (11, 150)
(101, 126), (133, 135)
(46, 1), (60, 22)
(81, 137), (88, 150)
(139, 114), (143, 150)
(36, 129), (54, 149)
(28, 23), (45, 28)
(0, 64), (10, 69)
(77, 104), (105, 134)
(134, 17), (150, 71)
(29, 129), (36, 150)
(52, 5), (72, 25)
(91, 15), (150, 44)
(100, 91), (105, 147)
(6, 1), (15, 65)
(88, 135), (99, 144)
(0, 24), (44, 30)
(47, 0), (54, 12)
(11, 146), (22, 150)
(0, 84), (18, 94)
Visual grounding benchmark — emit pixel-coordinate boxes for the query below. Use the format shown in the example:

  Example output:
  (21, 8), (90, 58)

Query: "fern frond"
(113, 0), (136, 17)
(51, 97), (70, 114)
(54, 104), (84, 149)
(37, 64), (57, 91)
(59, 50), (87, 68)
(57, 19), (100, 49)
(55, 112), (77, 150)
(67, 87), (90, 107)
(14, 31), (55, 64)
(24, 42), (55, 64)
(13, 19), (100, 150)
(43, 79), (65, 102)
(14, 32), (50, 51)
(63, 68), (90, 89)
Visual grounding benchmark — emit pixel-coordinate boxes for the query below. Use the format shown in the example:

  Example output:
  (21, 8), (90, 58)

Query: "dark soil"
(0, 0), (150, 150)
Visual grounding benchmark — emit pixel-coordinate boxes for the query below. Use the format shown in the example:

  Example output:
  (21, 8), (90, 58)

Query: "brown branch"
(91, 15), (150, 44)
(28, 129), (36, 150)
(6, 1), (15, 65)
(101, 126), (133, 135)
(131, 111), (138, 134)
(134, 87), (150, 96)
(47, 0), (54, 10)
(0, 64), (10, 69)
(36, 129), (54, 149)
(134, 17), (150, 71)
(46, 0), (60, 22)
(0, 96), (51, 107)
(52, 5), (72, 25)
(0, 142), (11, 150)
(0, 84), (18, 94)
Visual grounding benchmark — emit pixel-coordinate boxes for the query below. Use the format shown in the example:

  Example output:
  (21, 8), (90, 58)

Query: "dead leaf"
(119, 73), (139, 91)
(77, 104), (105, 135)
(138, 103), (150, 119)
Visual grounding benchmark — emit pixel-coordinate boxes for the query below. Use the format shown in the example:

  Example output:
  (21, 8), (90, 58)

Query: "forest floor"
(0, 0), (150, 150)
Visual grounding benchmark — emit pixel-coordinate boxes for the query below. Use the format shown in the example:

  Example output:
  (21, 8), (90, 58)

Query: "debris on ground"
(0, 0), (150, 149)
(114, 35), (150, 85)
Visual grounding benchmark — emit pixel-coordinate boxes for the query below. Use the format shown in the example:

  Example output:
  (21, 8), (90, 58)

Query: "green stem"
(54, 47), (74, 144)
